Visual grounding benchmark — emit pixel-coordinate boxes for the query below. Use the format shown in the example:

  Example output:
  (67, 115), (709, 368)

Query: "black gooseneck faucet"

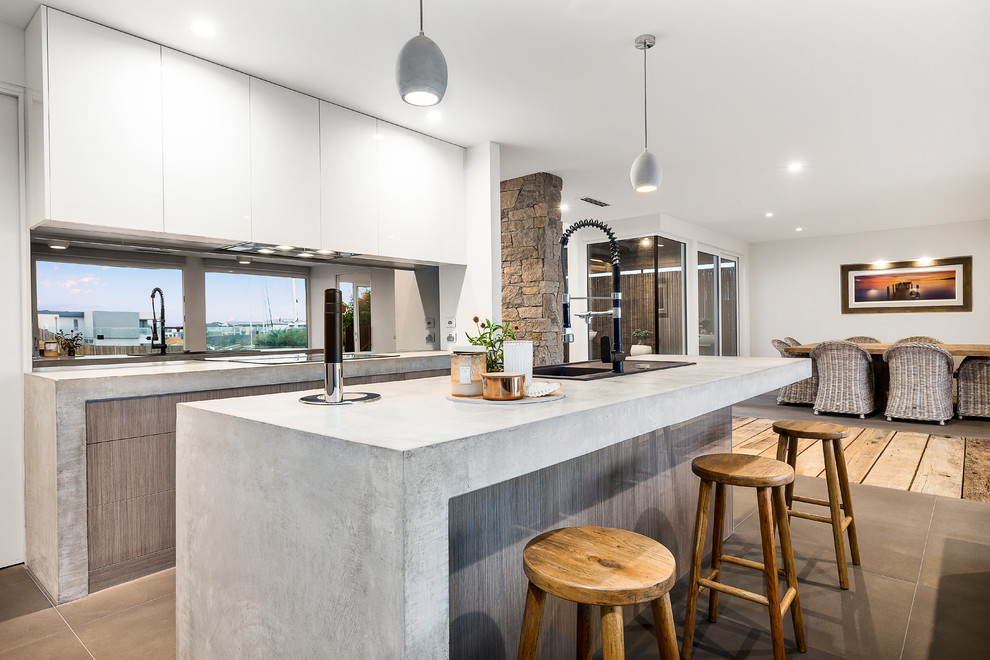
(150, 287), (166, 355)
(560, 219), (625, 373)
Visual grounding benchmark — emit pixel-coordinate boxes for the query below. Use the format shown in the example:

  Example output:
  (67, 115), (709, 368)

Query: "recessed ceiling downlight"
(257, 248), (275, 254)
(787, 162), (804, 173)
(237, 255), (252, 265)
(49, 239), (69, 250)
(765, 212), (774, 218)
(275, 245), (294, 251)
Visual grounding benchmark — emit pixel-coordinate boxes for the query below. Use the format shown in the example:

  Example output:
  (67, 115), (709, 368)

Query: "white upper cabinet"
(378, 122), (434, 262)
(249, 79), (321, 248)
(162, 49), (251, 242)
(44, 9), (164, 232)
(422, 136), (466, 264)
(320, 102), (378, 255)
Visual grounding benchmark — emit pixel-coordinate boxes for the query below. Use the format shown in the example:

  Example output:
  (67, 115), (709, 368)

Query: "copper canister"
(481, 372), (525, 401)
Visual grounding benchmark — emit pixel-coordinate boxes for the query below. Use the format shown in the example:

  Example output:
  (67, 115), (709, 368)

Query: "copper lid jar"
(450, 346), (486, 397)
(481, 372), (525, 401)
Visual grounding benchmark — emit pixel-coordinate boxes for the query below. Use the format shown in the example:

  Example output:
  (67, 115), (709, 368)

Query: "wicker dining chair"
(894, 335), (942, 344)
(782, 337), (801, 347)
(772, 339), (816, 405)
(957, 356), (990, 419)
(810, 340), (874, 418)
(883, 343), (954, 424)
(844, 336), (881, 344)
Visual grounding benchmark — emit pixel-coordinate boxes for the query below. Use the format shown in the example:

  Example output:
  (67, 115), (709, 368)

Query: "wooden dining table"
(781, 342), (990, 411)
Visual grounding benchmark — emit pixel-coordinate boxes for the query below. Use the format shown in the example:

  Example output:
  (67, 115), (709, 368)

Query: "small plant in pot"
(632, 328), (653, 345)
(466, 316), (519, 372)
(55, 330), (83, 357)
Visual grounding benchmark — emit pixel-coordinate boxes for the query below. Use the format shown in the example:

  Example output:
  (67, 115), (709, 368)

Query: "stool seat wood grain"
(774, 420), (860, 590)
(523, 527), (676, 606)
(771, 420), (849, 440)
(692, 453), (795, 488)
(518, 526), (679, 660)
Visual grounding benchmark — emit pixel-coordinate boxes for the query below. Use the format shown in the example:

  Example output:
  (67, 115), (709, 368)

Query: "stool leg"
(517, 581), (546, 660)
(651, 593), (679, 660)
(773, 486), (807, 653)
(708, 482), (726, 623)
(757, 487), (786, 660)
(576, 603), (593, 660)
(822, 440), (850, 589)
(600, 605), (625, 660)
(785, 437), (799, 509)
(682, 478), (713, 660)
(833, 438), (861, 565)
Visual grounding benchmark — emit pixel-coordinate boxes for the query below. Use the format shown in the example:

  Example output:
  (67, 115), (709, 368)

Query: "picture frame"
(840, 256), (972, 314)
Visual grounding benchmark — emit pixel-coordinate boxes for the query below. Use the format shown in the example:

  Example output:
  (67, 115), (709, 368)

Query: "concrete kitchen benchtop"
(175, 355), (810, 659)
(22, 351), (450, 605)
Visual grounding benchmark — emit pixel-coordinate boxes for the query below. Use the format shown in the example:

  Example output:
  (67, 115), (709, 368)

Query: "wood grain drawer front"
(87, 433), (175, 507)
(88, 489), (175, 571)
(87, 394), (183, 444)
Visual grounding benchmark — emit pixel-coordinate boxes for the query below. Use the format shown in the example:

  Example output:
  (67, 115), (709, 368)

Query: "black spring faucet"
(560, 219), (624, 373)
(150, 287), (166, 355)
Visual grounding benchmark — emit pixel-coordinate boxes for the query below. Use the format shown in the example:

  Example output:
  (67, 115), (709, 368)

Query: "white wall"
(749, 219), (990, 356)
(0, 86), (26, 567)
(565, 211), (749, 360)
(0, 23), (25, 87)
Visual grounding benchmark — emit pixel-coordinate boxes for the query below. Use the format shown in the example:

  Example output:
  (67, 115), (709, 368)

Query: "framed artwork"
(840, 256), (972, 314)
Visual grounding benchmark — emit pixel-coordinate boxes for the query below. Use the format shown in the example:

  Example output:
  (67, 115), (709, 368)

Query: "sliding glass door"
(587, 235), (686, 358)
(697, 251), (739, 356)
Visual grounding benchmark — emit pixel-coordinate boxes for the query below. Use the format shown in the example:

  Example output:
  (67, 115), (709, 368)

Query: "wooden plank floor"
(733, 416), (988, 501)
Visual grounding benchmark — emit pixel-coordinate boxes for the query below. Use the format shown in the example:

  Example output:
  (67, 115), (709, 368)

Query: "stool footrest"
(697, 578), (770, 607)
(779, 586), (798, 616)
(791, 495), (832, 507)
(721, 554), (786, 575)
(788, 509), (834, 524)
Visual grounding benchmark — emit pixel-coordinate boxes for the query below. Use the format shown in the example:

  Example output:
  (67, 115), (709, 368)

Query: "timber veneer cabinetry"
(83, 370), (447, 592)
(26, 6), (467, 263)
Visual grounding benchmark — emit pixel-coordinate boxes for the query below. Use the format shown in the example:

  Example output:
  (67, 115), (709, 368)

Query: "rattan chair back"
(882, 343), (954, 423)
(894, 335), (942, 344)
(958, 356), (990, 419)
(771, 339), (815, 405)
(809, 340), (874, 417)
(783, 337), (801, 347)
(844, 336), (881, 344)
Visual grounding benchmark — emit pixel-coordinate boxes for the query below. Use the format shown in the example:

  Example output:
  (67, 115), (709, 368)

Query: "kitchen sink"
(532, 360), (695, 381)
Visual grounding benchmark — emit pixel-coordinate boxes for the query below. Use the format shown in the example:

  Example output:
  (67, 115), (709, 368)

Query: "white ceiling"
(3, 0), (989, 243)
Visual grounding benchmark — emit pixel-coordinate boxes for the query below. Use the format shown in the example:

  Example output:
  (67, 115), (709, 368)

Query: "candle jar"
(450, 346), (486, 396)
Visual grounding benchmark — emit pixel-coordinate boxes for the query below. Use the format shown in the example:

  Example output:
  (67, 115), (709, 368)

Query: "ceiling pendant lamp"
(396, 0), (448, 106)
(630, 34), (661, 193)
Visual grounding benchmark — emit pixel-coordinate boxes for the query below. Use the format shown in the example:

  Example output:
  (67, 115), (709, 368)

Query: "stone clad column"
(500, 173), (563, 366)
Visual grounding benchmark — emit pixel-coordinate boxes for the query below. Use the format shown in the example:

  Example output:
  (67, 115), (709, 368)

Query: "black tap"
(150, 287), (166, 355)
(560, 219), (625, 373)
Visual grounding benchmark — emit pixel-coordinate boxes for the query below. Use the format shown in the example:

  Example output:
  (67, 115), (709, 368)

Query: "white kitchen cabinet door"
(162, 49), (251, 242)
(422, 136), (466, 264)
(45, 9), (164, 232)
(320, 102), (378, 255)
(377, 122), (435, 262)
(250, 78), (321, 248)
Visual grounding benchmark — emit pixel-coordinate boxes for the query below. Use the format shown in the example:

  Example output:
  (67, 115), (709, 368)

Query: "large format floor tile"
(74, 594), (175, 660)
(0, 566), (68, 654)
(0, 630), (92, 660)
(57, 568), (175, 628)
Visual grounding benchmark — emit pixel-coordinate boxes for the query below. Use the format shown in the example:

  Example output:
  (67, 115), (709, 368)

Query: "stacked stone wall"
(500, 172), (563, 366)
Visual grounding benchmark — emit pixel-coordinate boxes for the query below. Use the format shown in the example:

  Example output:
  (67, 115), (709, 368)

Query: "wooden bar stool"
(517, 526), (678, 660)
(773, 420), (860, 589)
(683, 454), (806, 660)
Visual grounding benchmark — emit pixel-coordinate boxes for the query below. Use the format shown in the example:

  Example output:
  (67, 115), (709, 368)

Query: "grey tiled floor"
(621, 476), (990, 659)
(2, 478), (988, 658)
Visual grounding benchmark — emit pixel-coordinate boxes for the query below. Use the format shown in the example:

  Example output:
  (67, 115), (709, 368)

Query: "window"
(587, 235), (686, 358)
(35, 261), (184, 354)
(205, 272), (307, 351)
(697, 252), (739, 356)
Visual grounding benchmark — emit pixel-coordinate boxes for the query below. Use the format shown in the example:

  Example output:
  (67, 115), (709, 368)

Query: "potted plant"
(55, 330), (83, 357)
(631, 328), (653, 356)
(466, 316), (519, 372)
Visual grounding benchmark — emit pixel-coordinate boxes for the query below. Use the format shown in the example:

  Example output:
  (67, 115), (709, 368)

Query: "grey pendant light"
(396, 0), (448, 106)
(630, 34), (661, 193)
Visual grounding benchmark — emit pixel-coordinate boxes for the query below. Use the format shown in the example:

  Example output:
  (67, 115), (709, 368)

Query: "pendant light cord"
(643, 44), (649, 150)
(419, 0), (424, 33)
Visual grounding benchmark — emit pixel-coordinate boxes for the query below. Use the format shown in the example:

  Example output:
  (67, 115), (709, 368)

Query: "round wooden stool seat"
(691, 453), (794, 488)
(523, 526), (675, 606)
(772, 419), (849, 440)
